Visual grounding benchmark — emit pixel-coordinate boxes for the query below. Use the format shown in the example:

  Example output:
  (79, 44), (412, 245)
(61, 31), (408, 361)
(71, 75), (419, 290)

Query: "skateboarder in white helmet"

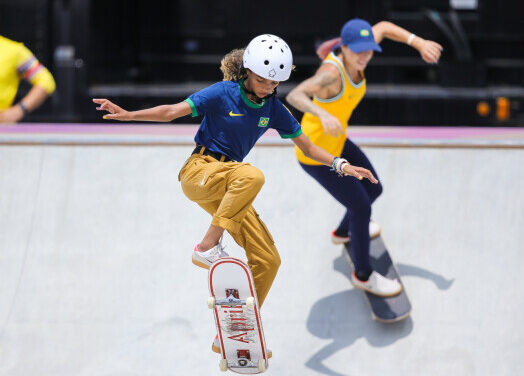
(243, 34), (293, 82)
(93, 33), (378, 355)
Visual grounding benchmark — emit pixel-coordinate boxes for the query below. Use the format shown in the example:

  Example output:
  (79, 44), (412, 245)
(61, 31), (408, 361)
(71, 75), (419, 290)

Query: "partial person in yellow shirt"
(286, 19), (442, 297)
(0, 35), (56, 123)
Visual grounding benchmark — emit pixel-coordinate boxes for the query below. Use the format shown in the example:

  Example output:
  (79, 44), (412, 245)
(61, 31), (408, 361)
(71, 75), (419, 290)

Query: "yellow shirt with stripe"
(0, 35), (56, 110)
(295, 51), (366, 165)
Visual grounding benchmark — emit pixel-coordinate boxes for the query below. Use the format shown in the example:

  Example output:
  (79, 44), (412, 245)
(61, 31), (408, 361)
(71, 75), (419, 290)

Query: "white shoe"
(351, 270), (402, 297)
(369, 221), (381, 239)
(192, 238), (228, 269)
(212, 335), (272, 358)
(330, 230), (350, 245)
(330, 221), (382, 244)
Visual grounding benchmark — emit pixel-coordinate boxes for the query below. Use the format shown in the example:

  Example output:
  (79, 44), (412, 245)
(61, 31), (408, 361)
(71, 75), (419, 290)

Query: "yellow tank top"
(295, 51), (366, 165)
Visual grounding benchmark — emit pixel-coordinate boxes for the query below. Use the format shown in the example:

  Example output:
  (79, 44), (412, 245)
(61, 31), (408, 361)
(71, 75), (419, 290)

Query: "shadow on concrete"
(305, 250), (453, 376)
(396, 263), (454, 290)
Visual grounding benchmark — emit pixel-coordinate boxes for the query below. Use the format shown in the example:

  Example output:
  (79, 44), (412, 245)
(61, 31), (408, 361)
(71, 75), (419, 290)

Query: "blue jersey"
(185, 80), (302, 162)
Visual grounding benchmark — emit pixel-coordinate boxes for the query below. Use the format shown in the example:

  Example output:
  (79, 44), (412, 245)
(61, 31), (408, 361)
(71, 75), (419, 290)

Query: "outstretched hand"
(92, 98), (131, 121)
(416, 39), (443, 64)
(342, 163), (378, 184)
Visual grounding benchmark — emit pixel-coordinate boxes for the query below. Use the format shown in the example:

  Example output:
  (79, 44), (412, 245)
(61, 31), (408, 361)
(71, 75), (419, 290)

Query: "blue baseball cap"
(339, 18), (382, 53)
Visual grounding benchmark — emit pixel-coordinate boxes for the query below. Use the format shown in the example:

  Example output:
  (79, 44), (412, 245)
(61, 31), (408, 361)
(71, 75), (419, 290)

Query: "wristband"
(331, 157), (339, 170)
(407, 33), (416, 46)
(331, 157), (349, 176)
(18, 102), (29, 115)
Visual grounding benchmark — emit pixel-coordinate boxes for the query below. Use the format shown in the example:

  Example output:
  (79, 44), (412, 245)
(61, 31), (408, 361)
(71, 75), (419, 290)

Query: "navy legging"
(300, 138), (383, 273)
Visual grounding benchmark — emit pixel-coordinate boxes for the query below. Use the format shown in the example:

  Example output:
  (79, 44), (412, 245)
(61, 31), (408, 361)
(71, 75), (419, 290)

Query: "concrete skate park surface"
(0, 125), (523, 376)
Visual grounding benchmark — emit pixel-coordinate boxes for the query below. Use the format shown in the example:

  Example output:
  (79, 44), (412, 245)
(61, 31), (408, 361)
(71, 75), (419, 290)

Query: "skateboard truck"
(208, 289), (255, 309)
(237, 349), (251, 367)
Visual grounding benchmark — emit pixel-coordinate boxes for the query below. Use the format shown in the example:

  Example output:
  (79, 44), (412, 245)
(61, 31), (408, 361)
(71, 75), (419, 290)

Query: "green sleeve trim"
(280, 128), (303, 139)
(184, 98), (198, 117)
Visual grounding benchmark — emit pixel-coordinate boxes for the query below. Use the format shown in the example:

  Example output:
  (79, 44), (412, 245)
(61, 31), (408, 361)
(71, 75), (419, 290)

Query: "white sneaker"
(330, 230), (350, 245)
(369, 221), (381, 239)
(192, 238), (228, 269)
(212, 335), (272, 358)
(330, 221), (382, 244)
(351, 270), (402, 297)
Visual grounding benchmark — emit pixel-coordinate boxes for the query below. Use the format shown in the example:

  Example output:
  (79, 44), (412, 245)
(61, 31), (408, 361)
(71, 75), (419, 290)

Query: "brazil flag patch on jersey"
(258, 117), (269, 127)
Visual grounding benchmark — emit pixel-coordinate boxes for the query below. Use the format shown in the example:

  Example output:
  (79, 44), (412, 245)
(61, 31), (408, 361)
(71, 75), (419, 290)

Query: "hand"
(319, 113), (344, 137)
(342, 163), (378, 184)
(92, 98), (131, 121)
(0, 105), (24, 123)
(415, 39), (443, 64)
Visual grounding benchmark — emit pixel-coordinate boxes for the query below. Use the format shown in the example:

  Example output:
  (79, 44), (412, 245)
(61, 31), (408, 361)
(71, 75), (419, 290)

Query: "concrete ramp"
(0, 142), (523, 376)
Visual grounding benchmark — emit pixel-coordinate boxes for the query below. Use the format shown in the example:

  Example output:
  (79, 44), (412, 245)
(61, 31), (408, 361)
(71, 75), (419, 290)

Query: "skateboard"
(208, 257), (269, 373)
(344, 236), (411, 323)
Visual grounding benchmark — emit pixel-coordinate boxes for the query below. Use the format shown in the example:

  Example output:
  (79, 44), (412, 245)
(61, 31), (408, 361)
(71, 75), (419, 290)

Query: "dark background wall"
(1, 0), (523, 125)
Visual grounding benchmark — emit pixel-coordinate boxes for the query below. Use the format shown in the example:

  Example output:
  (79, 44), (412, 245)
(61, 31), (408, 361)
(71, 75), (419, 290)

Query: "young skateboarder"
(93, 34), (378, 352)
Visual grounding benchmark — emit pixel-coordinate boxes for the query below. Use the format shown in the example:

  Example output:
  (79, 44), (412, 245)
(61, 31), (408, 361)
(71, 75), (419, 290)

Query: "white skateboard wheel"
(245, 297), (255, 309)
(219, 358), (228, 371)
(208, 297), (216, 309)
(258, 359), (266, 372)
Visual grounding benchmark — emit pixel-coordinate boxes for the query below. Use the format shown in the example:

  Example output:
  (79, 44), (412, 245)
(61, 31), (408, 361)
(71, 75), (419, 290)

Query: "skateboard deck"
(344, 236), (411, 323)
(208, 257), (269, 373)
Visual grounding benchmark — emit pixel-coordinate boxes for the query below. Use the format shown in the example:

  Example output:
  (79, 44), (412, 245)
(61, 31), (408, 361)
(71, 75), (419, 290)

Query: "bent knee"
(240, 165), (265, 189)
(249, 167), (265, 188)
(270, 251), (281, 270)
(373, 181), (383, 199)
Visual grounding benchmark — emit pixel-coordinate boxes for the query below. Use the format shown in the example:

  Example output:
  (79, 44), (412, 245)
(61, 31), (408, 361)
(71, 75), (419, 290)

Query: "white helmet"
(243, 34), (293, 82)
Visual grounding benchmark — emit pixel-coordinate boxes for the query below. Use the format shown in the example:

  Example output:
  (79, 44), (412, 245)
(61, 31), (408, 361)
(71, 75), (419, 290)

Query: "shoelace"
(216, 235), (228, 256)
(206, 236), (228, 262)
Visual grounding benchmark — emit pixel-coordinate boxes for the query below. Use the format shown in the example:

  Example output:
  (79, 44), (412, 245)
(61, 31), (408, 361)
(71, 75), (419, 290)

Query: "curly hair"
(220, 48), (247, 81)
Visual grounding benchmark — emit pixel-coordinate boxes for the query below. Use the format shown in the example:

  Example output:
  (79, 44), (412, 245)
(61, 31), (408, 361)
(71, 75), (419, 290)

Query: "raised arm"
(92, 99), (192, 122)
(372, 21), (443, 63)
(285, 64), (344, 137)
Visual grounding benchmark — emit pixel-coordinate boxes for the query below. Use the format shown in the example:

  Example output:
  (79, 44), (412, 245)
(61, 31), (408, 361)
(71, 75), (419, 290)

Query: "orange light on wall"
(496, 97), (510, 121)
(477, 101), (490, 117)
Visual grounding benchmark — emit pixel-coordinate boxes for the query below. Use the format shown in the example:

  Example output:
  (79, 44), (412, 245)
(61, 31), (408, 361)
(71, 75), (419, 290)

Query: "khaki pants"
(178, 152), (280, 306)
